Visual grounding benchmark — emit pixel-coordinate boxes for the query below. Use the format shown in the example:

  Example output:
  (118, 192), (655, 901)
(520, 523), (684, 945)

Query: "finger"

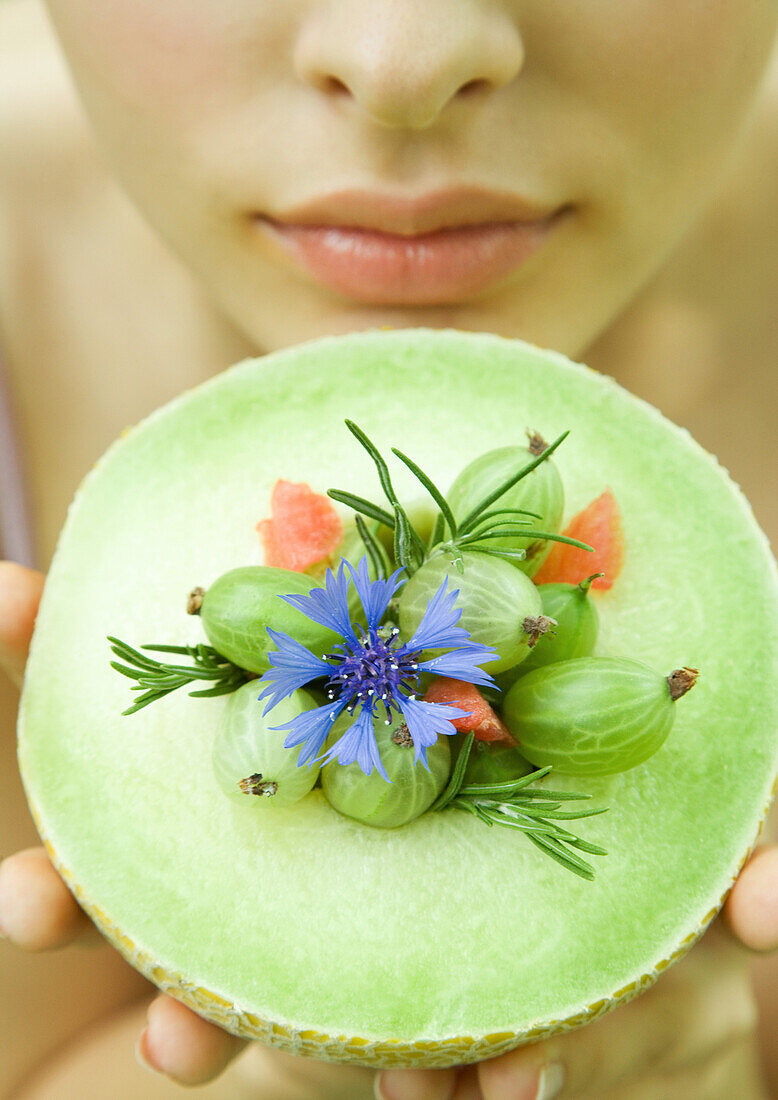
(136, 994), (249, 1086)
(478, 1052), (564, 1100)
(722, 845), (778, 952)
(248, 1044), (376, 1099)
(0, 846), (96, 948)
(375, 1066), (459, 1100)
(0, 561), (45, 688)
(451, 1066), (483, 1100)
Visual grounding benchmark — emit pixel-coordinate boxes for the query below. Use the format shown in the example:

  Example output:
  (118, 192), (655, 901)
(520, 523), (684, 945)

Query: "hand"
(374, 850), (778, 1100)
(3, 561), (777, 1097)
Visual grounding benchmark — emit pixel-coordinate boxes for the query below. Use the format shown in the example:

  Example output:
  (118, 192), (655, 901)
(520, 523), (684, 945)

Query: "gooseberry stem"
(577, 573), (605, 594)
(667, 667), (699, 701)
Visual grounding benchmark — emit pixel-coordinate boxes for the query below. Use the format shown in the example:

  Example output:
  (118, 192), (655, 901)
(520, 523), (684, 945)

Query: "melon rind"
(18, 329), (778, 1068)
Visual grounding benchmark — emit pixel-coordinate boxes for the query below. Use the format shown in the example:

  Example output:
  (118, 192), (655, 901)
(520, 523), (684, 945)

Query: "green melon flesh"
(18, 330), (778, 1067)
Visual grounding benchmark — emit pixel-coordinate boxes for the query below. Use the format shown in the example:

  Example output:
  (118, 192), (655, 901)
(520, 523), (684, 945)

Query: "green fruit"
(199, 565), (339, 674)
(503, 658), (696, 776)
(213, 682), (321, 808)
(520, 576), (600, 674)
(321, 713), (451, 828)
(18, 330), (778, 1068)
(398, 549), (543, 673)
(460, 737), (533, 787)
(446, 440), (564, 575)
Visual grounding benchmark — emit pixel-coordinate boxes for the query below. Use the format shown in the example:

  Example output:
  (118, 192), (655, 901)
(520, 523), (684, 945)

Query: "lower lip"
(256, 215), (565, 305)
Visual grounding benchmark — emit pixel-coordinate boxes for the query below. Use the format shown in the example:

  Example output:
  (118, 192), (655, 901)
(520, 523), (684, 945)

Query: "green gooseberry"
(519, 573), (602, 675)
(503, 658), (698, 776)
(213, 682), (321, 808)
(321, 713), (451, 828)
(398, 549), (542, 673)
(445, 435), (564, 576)
(193, 566), (340, 674)
(458, 736), (534, 787)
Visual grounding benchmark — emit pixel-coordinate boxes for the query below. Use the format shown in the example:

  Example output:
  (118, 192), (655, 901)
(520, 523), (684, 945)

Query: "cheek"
(531, 0), (775, 113)
(45, 0), (296, 116)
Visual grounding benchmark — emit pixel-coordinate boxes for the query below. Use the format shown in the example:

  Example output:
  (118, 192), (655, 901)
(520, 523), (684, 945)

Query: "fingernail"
(374, 1073), (400, 1100)
(535, 1062), (565, 1100)
(134, 1029), (159, 1076)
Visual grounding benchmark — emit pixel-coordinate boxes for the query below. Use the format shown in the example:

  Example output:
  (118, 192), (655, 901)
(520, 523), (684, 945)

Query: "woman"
(1, 1), (777, 1097)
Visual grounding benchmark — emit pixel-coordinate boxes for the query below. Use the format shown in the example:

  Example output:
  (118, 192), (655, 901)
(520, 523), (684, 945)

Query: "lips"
(253, 188), (569, 305)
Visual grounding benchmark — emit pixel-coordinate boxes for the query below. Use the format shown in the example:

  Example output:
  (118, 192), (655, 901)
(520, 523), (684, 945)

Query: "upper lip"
(262, 186), (564, 237)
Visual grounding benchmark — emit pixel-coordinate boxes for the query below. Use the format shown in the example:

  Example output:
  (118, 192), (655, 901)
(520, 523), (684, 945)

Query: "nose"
(294, 0), (524, 130)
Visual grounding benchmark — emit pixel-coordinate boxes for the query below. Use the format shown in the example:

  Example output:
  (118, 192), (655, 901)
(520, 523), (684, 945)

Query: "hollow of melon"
(17, 329), (778, 1069)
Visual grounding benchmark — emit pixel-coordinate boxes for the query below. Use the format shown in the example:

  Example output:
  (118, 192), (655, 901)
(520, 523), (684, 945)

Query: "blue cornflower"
(257, 558), (497, 780)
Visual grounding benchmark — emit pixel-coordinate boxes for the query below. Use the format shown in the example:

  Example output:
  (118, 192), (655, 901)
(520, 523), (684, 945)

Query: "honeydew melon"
(17, 329), (778, 1069)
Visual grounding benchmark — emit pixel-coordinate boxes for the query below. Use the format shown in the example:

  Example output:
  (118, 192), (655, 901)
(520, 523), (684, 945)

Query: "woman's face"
(45, 0), (777, 357)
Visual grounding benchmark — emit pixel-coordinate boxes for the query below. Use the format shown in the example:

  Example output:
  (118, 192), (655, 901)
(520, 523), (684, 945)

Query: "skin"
(1, 0), (778, 1097)
(38, 0), (778, 359)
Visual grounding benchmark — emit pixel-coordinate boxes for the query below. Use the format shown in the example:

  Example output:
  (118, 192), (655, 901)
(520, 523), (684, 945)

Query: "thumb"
(0, 561), (45, 688)
(477, 934), (755, 1099)
(721, 845), (778, 953)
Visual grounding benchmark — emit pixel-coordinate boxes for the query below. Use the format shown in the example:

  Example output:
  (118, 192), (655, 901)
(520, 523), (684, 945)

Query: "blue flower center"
(325, 628), (420, 721)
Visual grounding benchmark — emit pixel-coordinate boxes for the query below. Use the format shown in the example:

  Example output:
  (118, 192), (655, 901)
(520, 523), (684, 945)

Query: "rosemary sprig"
(457, 431), (570, 534)
(433, 736), (608, 880)
(393, 502), (423, 575)
(428, 512), (446, 551)
(327, 489), (395, 530)
(354, 515), (392, 580)
(334, 421), (426, 573)
(429, 732), (476, 812)
(472, 548), (528, 562)
(329, 422), (585, 577)
(457, 529), (594, 552)
(108, 636), (250, 716)
(391, 447), (459, 539)
(467, 507), (543, 528)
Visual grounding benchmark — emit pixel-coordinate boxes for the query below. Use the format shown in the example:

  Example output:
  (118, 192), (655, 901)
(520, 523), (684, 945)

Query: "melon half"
(17, 329), (778, 1069)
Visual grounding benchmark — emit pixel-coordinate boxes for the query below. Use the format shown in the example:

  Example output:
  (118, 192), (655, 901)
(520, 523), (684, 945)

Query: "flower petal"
(397, 694), (466, 767)
(404, 577), (471, 653)
(280, 560), (358, 644)
(273, 698), (347, 767)
(345, 557), (406, 632)
(416, 645), (497, 687)
(320, 705), (389, 781)
(257, 629), (331, 713)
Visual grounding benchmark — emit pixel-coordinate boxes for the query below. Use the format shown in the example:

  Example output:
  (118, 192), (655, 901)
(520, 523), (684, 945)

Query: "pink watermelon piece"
(257, 480), (343, 573)
(423, 678), (514, 743)
(534, 489), (624, 591)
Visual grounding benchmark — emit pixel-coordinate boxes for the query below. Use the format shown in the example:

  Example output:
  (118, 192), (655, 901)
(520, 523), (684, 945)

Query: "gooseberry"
(213, 681), (321, 808)
(503, 658), (698, 776)
(196, 566), (339, 674)
(398, 550), (542, 673)
(321, 713), (451, 828)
